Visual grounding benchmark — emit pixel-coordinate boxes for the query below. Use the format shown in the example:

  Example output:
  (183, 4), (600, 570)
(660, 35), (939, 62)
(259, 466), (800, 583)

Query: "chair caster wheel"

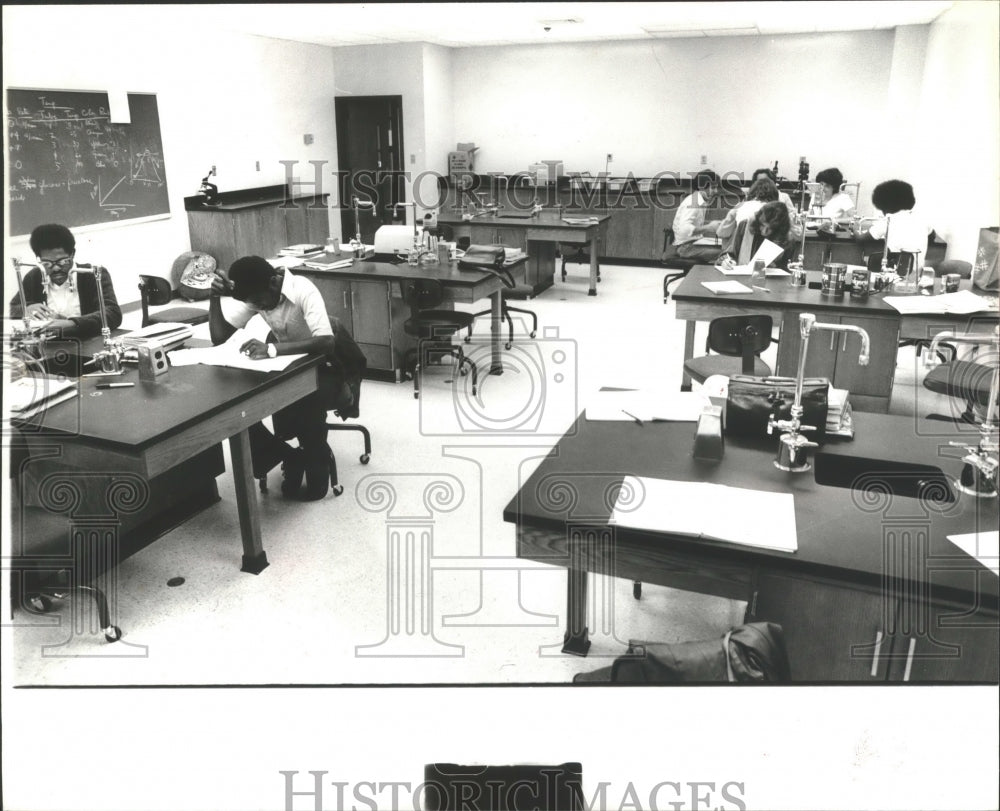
(105, 626), (122, 643)
(28, 595), (52, 613)
(459, 367), (468, 376)
(360, 453), (370, 464)
(471, 385), (478, 396)
(464, 336), (471, 343)
(413, 392), (420, 399)
(332, 484), (344, 497)
(504, 342), (512, 350)
(529, 331), (536, 338)
(633, 581), (642, 600)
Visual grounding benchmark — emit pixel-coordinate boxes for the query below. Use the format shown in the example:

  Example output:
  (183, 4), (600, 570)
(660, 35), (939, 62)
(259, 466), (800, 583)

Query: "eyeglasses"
(38, 256), (74, 271)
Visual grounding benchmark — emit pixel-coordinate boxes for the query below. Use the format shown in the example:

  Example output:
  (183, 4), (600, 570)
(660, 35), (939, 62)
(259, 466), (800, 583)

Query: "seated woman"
(812, 167), (856, 222)
(9, 223), (122, 338)
(852, 180), (930, 268)
(717, 201), (798, 270)
(751, 167), (797, 216)
(716, 178), (780, 254)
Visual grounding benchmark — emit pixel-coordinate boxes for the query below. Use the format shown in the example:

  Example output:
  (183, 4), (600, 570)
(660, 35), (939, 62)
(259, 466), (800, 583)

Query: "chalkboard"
(7, 89), (170, 235)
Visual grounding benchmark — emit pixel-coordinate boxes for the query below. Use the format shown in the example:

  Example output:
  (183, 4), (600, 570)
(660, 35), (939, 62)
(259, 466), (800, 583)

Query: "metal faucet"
(926, 330), (1000, 498)
(75, 263), (126, 375)
(768, 313), (871, 472)
(350, 195), (375, 257)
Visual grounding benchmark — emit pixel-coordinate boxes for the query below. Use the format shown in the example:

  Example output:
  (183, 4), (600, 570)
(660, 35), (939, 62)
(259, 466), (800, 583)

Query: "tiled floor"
(8, 262), (965, 685)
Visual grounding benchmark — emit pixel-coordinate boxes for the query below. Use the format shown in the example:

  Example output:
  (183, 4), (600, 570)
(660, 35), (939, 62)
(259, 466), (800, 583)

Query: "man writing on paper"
(9, 224), (122, 338)
(209, 256), (366, 501)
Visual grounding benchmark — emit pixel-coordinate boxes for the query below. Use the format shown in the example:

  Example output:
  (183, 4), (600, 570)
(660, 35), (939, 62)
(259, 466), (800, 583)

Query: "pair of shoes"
(280, 448), (306, 498)
(299, 442), (332, 501)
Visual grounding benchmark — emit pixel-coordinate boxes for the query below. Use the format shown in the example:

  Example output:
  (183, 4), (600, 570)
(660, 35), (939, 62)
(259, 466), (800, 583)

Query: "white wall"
(451, 31), (896, 206)
(420, 44), (455, 210)
(332, 43), (427, 226)
(3, 6), (338, 305)
(911, 1), (1000, 262)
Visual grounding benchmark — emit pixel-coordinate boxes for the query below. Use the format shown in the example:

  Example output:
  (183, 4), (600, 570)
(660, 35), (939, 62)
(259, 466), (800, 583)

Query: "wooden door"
(309, 276), (352, 327)
(776, 311), (838, 380)
(350, 281), (391, 346)
(335, 96), (404, 244)
(834, 314), (899, 400)
(887, 599), (999, 682)
(750, 572), (897, 681)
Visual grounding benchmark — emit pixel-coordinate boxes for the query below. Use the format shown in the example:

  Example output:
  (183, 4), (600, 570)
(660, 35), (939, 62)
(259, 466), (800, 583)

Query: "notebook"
(701, 280), (754, 295)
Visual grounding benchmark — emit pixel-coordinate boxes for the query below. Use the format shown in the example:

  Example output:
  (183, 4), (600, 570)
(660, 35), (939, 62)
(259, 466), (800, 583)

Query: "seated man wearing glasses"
(8, 223), (122, 338)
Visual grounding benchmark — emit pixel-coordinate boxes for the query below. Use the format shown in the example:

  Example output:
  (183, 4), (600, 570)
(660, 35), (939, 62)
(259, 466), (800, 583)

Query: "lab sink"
(813, 450), (956, 503)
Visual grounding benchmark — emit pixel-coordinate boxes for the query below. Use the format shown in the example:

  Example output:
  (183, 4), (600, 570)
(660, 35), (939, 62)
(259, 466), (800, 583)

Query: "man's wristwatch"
(266, 343), (277, 359)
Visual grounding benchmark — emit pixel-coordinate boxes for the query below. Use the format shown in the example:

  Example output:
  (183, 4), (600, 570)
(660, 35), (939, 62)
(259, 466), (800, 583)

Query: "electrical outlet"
(255, 161), (260, 171)
(303, 133), (314, 145)
(701, 155), (708, 165)
(799, 156), (806, 163)
(211, 165), (216, 175)
(606, 153), (613, 163)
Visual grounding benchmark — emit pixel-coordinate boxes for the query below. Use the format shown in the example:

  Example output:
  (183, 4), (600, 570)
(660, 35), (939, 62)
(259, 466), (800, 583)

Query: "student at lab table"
(812, 167), (856, 223)
(9, 223), (122, 338)
(750, 167), (798, 217)
(717, 202), (798, 270)
(716, 178), (780, 254)
(673, 169), (726, 262)
(851, 179), (931, 265)
(209, 256), (366, 501)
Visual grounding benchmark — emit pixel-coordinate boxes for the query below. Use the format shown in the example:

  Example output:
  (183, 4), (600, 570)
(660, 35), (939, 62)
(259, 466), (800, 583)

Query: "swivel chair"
(661, 227), (697, 303)
(402, 279), (477, 399)
(923, 357), (997, 425)
(682, 315), (775, 386)
(138, 275), (210, 328)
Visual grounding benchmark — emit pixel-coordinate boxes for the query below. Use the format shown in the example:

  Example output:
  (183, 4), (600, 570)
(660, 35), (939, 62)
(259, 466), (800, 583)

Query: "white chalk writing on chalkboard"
(6, 89), (170, 234)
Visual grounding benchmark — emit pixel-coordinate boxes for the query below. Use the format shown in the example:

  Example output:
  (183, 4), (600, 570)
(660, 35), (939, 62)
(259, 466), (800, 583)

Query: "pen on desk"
(752, 285), (771, 293)
(621, 409), (644, 425)
(96, 382), (134, 389)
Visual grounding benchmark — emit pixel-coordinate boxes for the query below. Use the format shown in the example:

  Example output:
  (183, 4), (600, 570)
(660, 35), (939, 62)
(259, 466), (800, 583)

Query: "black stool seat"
(684, 354), (771, 382)
(147, 305), (208, 325)
(404, 310), (475, 339)
(924, 361), (995, 408)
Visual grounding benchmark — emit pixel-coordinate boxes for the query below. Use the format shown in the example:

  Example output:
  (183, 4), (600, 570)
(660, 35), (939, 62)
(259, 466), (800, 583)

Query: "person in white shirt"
(672, 170), (725, 261)
(9, 223), (122, 338)
(209, 256), (366, 500)
(852, 179), (931, 267)
(813, 167), (856, 221)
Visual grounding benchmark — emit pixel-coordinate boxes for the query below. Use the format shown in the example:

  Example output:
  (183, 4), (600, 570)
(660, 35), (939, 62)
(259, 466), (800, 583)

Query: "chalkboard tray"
(7, 89), (170, 235)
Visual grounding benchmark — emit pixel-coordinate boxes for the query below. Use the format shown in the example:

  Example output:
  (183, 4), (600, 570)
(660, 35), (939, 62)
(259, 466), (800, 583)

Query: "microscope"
(926, 330), (1000, 498)
(768, 313), (871, 472)
(198, 166), (219, 206)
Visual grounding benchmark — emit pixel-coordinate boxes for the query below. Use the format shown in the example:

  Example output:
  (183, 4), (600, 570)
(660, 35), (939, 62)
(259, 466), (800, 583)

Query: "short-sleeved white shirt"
(224, 269), (332, 341)
(867, 209), (929, 253)
(820, 191), (855, 219)
(673, 191), (713, 245)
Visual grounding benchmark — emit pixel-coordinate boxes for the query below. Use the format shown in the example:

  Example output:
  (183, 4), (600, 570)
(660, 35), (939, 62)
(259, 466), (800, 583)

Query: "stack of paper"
(278, 244), (323, 257)
(302, 255), (356, 271)
(826, 387), (854, 438)
(611, 475), (798, 553)
(715, 265), (790, 277)
(585, 389), (711, 423)
(122, 322), (194, 351)
(883, 289), (995, 315)
(6, 374), (78, 420)
(168, 317), (305, 373)
(947, 531), (999, 577)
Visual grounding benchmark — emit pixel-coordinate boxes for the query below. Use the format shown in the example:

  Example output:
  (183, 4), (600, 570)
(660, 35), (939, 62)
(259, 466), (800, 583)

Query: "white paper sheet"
(883, 289), (995, 315)
(701, 280), (754, 295)
(611, 475), (798, 552)
(715, 265), (790, 277)
(585, 390), (711, 423)
(168, 316), (305, 372)
(946, 531), (999, 577)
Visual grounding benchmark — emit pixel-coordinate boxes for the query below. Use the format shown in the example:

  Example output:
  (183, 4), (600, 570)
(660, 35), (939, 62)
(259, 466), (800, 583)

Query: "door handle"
(841, 333), (848, 352)
(830, 333), (836, 351)
(343, 291), (349, 309)
(902, 637), (916, 682)
(351, 290), (356, 307)
(870, 630), (883, 677)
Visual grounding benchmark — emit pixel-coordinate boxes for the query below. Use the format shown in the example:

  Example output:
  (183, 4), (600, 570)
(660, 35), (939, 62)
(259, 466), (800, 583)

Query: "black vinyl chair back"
(707, 315), (774, 374)
(423, 763), (585, 811)
(139, 273), (173, 309)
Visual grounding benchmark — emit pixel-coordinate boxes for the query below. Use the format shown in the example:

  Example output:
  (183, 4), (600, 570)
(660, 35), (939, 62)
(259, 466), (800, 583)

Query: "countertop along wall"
(2, 6), (339, 306)
(450, 30), (900, 211)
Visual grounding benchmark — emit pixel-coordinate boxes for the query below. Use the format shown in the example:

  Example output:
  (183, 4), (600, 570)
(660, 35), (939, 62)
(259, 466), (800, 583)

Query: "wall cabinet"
(187, 197), (329, 271)
(750, 572), (896, 681)
(308, 275), (395, 374)
(776, 312), (900, 413)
